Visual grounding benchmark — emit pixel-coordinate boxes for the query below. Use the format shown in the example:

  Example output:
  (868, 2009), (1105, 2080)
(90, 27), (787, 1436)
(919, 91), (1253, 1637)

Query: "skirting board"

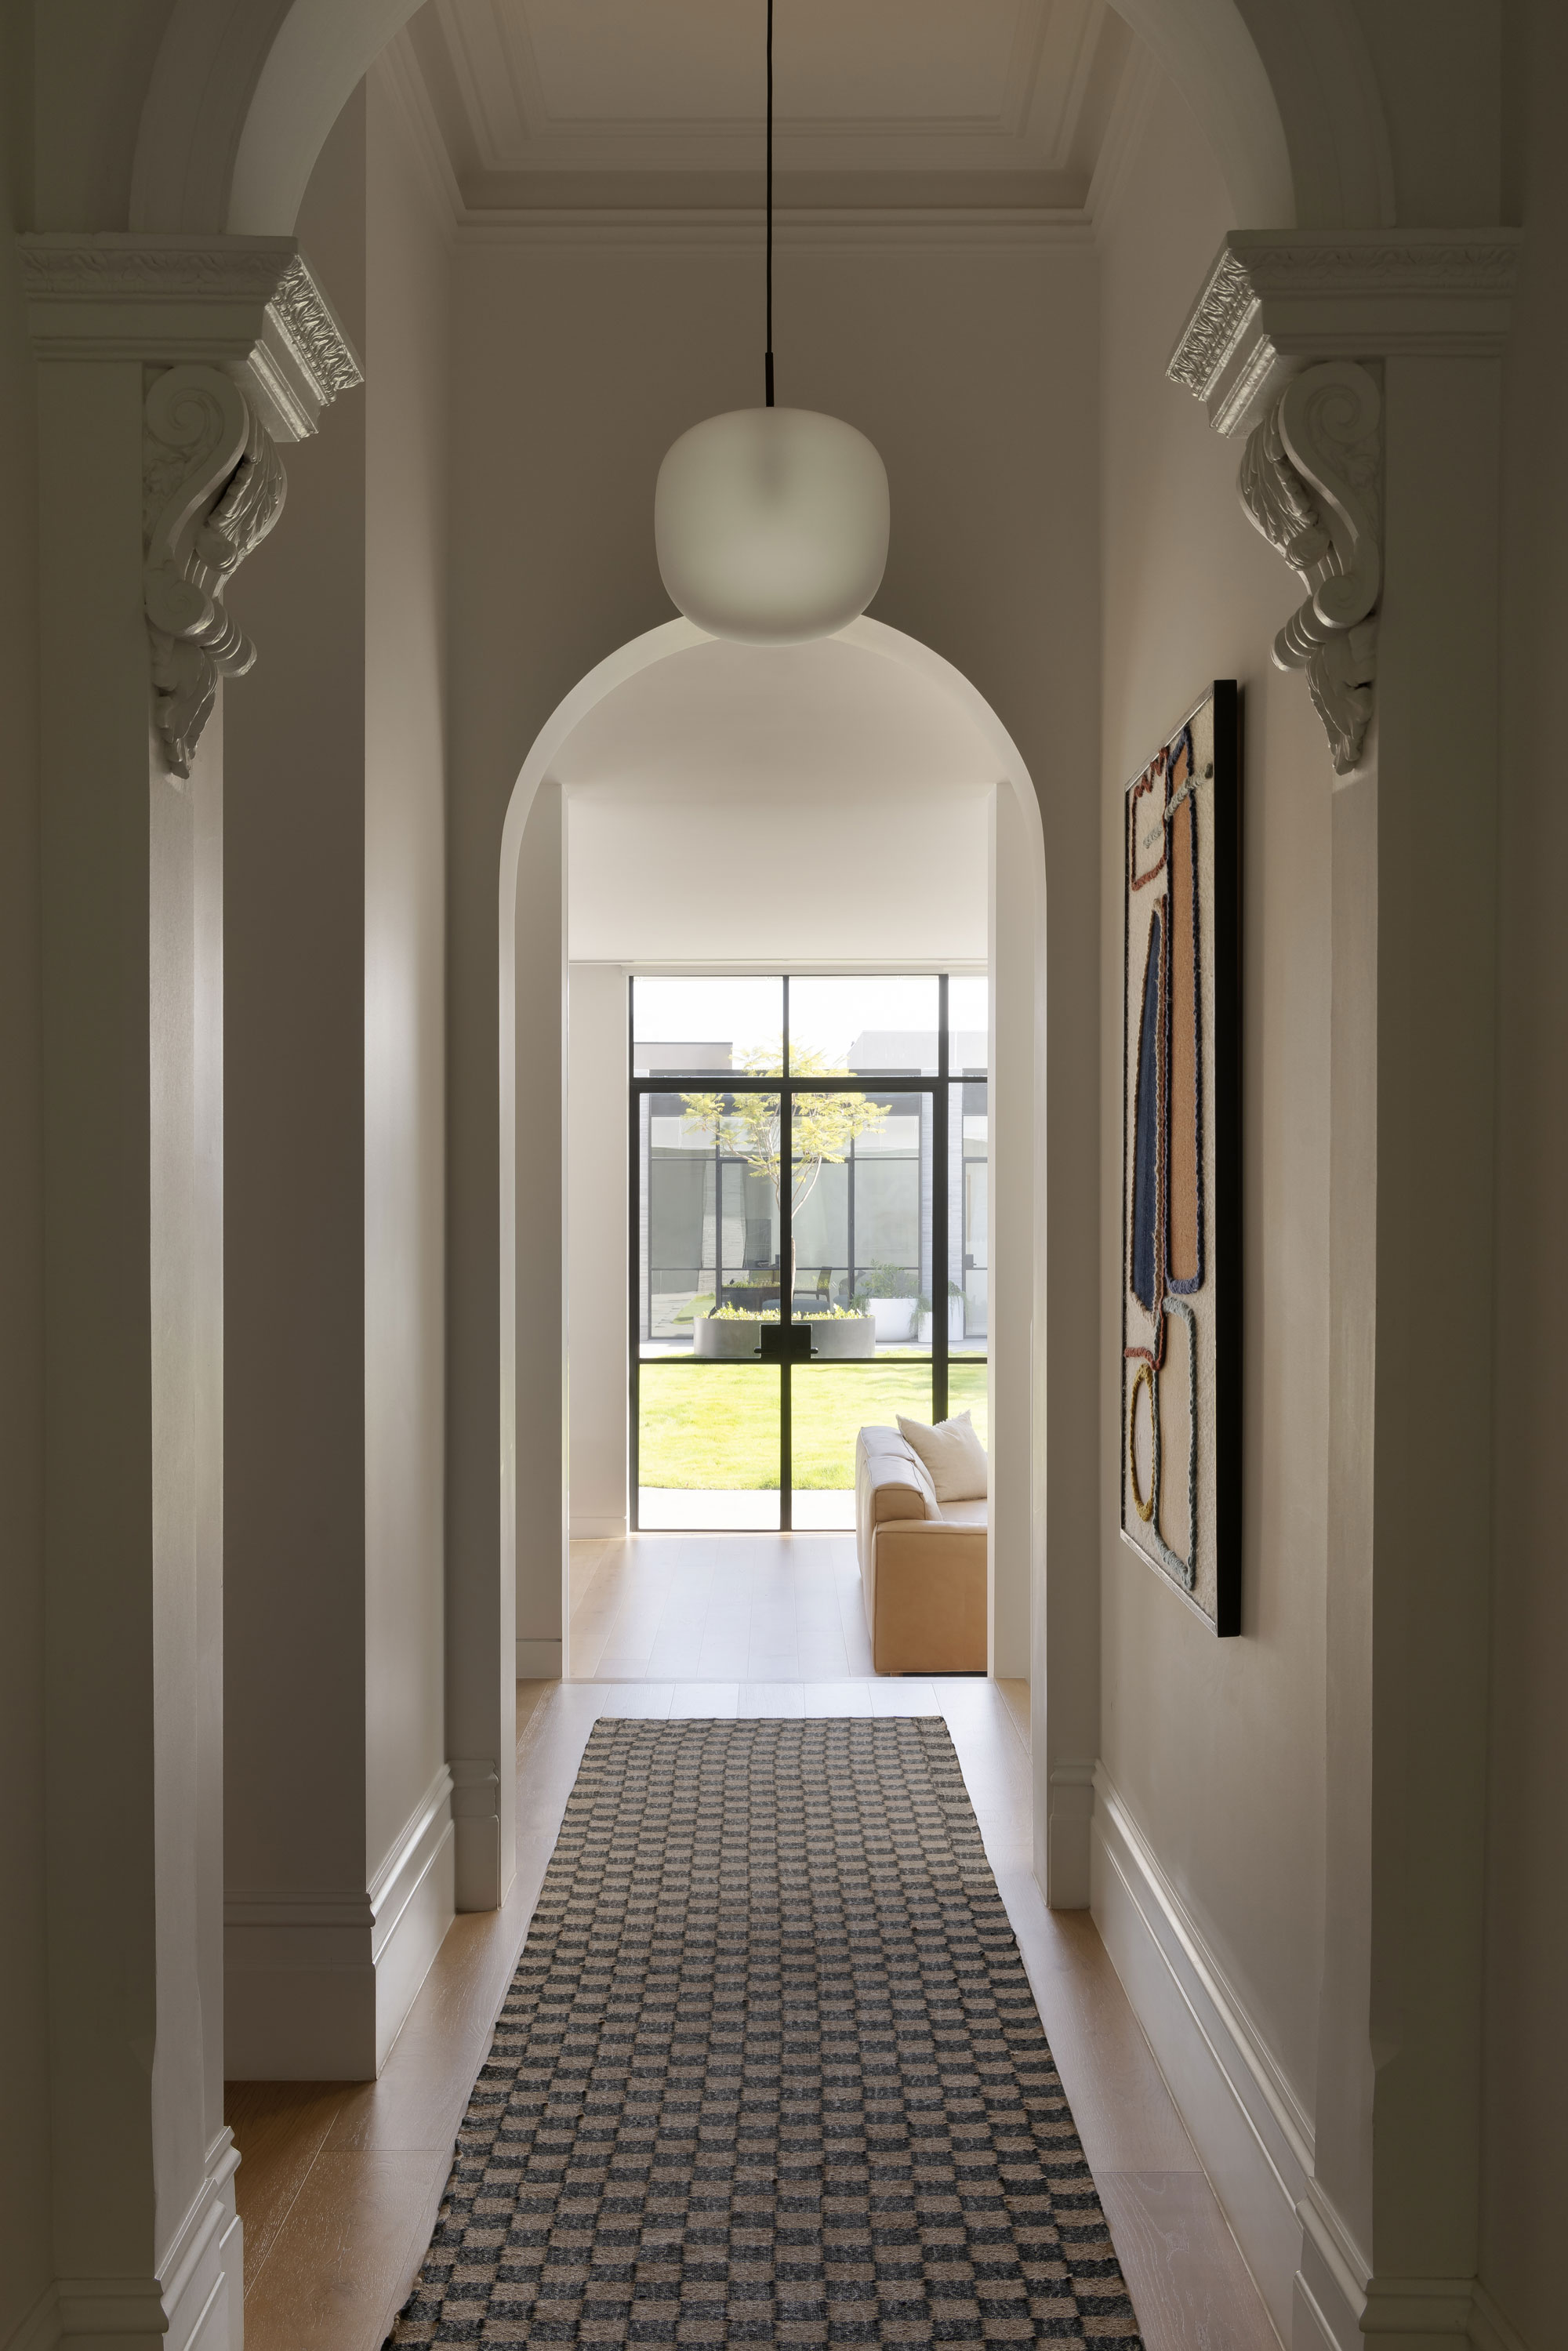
(569, 1515), (628, 1540)
(6, 2135), (245, 2351)
(1091, 1767), (1311, 2342)
(3, 2287), (59, 2351)
(517, 1638), (564, 1677)
(226, 1771), (455, 2077)
(1092, 1769), (1510, 2351)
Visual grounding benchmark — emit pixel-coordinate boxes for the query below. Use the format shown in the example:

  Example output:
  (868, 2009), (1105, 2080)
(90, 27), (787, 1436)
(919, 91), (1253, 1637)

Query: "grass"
(638, 1360), (989, 1489)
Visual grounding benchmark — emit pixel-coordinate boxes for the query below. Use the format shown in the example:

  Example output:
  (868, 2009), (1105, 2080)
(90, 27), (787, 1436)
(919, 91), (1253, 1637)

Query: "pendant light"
(654, 0), (890, 645)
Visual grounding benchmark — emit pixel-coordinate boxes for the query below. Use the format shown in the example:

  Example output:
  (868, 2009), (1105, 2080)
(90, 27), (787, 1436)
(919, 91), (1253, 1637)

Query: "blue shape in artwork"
(1131, 905), (1163, 1313)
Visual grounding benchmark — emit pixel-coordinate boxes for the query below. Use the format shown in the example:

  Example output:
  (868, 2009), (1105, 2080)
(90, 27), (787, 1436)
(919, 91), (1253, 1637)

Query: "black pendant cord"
(764, 0), (775, 405)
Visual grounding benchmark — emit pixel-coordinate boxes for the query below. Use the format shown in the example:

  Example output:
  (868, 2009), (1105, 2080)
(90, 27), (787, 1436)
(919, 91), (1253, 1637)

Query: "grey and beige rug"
(387, 1718), (1142, 2345)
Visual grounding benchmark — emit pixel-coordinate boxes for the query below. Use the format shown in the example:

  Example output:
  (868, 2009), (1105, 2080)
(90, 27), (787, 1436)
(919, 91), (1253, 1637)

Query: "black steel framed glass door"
(630, 974), (989, 1531)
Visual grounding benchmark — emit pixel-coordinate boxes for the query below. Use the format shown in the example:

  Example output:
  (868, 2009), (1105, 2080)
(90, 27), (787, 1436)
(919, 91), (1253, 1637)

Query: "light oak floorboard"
(229, 1672), (1276, 2351)
(1096, 2172), (1283, 2350)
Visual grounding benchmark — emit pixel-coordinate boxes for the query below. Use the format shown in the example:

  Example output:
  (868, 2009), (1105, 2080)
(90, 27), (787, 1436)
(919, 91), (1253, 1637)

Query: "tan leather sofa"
(855, 1425), (988, 1674)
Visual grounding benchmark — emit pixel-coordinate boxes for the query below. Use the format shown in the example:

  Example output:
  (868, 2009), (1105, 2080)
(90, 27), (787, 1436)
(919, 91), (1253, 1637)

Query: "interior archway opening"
(500, 619), (1044, 1706)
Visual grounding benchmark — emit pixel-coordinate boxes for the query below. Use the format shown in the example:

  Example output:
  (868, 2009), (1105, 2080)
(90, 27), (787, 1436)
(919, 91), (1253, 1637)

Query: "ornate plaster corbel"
(1165, 231), (1522, 778)
(20, 238), (364, 778)
(1237, 361), (1381, 775)
(143, 367), (287, 777)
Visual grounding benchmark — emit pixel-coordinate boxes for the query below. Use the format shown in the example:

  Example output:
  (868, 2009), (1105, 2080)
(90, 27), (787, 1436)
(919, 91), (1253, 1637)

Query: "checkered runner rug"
(387, 1716), (1143, 2345)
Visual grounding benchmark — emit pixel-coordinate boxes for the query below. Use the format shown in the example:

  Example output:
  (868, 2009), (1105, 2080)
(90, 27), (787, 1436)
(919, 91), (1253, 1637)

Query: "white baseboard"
(1044, 1759), (1094, 1907)
(1470, 2284), (1532, 2351)
(569, 1515), (627, 1540)
(517, 1638), (563, 1677)
(158, 2132), (241, 2351)
(1091, 1769), (1510, 2351)
(225, 1769), (454, 2078)
(451, 1755), (503, 1912)
(1092, 1765), (1317, 2344)
(4, 2287), (59, 2351)
(16, 2136), (244, 2349)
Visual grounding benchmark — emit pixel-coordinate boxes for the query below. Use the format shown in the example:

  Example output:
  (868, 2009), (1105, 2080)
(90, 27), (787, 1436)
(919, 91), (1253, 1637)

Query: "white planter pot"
(868, 1297), (918, 1344)
(917, 1298), (967, 1346)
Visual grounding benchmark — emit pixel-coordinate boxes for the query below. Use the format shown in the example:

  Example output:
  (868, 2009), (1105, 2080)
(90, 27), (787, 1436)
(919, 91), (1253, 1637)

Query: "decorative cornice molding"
(1167, 228), (1522, 440)
(20, 234), (362, 443)
(457, 205), (1093, 253)
(1238, 360), (1382, 776)
(143, 366), (286, 778)
(268, 252), (365, 405)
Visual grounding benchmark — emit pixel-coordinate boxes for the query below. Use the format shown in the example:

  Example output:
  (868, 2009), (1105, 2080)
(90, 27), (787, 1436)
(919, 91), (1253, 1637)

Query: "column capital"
(1167, 228), (1521, 441)
(19, 232), (361, 444)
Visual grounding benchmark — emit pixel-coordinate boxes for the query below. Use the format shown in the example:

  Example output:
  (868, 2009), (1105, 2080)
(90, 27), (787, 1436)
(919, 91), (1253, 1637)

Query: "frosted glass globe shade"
(655, 406), (890, 645)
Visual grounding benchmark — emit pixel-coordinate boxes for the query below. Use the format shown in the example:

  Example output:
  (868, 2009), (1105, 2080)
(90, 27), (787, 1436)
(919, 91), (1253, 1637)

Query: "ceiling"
(553, 637), (1000, 805)
(556, 637), (993, 963)
(401, 0), (1139, 212)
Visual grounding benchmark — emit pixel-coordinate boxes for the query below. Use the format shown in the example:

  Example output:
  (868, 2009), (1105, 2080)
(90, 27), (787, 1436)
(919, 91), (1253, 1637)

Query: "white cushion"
(895, 1410), (989, 1503)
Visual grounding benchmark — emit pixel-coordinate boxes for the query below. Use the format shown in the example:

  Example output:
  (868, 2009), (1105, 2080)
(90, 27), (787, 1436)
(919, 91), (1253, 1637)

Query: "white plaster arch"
(496, 612), (1047, 1708)
(127, 0), (1393, 239)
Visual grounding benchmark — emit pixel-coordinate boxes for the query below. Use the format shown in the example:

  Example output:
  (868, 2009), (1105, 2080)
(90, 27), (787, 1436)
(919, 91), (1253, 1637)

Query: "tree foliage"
(681, 1044), (889, 1233)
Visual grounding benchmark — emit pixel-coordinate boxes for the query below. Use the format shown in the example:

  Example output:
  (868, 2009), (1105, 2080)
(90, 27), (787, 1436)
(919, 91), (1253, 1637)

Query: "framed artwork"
(1120, 683), (1242, 1635)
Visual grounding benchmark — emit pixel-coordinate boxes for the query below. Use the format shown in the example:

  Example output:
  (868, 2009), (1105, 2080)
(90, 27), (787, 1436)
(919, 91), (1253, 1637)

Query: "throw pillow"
(897, 1410), (989, 1503)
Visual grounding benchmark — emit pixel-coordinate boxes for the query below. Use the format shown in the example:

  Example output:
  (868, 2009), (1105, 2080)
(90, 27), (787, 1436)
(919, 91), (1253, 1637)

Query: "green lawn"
(638, 1360), (989, 1489)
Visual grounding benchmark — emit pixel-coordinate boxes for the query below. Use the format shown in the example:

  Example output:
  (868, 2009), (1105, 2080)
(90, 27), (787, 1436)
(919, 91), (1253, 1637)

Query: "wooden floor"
(229, 1638), (1280, 2348)
(568, 1530), (876, 1680)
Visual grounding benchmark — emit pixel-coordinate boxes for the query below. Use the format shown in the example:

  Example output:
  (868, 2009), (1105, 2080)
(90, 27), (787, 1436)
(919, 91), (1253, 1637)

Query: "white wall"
(222, 72), (454, 2077)
(568, 789), (989, 966)
(0, 6), (53, 2337)
(448, 230), (1102, 1868)
(364, 53), (451, 1912)
(1094, 64), (1333, 2320)
(567, 963), (630, 1540)
(1481, 0), (1568, 2338)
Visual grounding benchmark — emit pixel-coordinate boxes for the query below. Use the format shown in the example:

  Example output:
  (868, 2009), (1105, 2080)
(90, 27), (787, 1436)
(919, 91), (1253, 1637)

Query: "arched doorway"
(496, 615), (1047, 1714)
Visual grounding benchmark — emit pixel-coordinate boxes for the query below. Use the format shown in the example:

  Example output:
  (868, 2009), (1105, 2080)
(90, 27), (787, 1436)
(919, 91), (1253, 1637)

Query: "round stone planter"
(799, 1315), (875, 1359)
(691, 1315), (876, 1360)
(692, 1316), (765, 1360)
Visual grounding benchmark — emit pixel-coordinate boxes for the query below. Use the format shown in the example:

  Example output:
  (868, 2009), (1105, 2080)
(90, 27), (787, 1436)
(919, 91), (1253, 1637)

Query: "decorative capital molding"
(143, 366), (287, 777)
(1167, 227), (1521, 438)
(20, 234), (362, 443)
(1238, 361), (1381, 775)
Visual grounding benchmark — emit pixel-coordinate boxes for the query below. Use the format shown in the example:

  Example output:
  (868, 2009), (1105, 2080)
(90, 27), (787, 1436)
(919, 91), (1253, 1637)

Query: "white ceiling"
(558, 637), (993, 963)
(403, 0), (1138, 207)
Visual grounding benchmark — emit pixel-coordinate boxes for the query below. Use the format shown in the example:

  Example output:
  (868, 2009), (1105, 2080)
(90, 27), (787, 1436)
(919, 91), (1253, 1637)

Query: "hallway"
(568, 1533), (878, 1682)
(228, 1675), (1277, 2351)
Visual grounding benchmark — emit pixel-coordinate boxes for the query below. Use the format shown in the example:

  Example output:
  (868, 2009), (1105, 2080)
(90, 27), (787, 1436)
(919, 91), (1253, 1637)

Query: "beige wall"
(363, 60), (451, 1885)
(0, 2), (52, 2337)
(223, 71), (453, 2072)
(567, 963), (630, 1541)
(225, 80), (369, 1933)
(447, 229), (1101, 1806)
(1481, 0), (1568, 2338)
(1097, 84), (1332, 2117)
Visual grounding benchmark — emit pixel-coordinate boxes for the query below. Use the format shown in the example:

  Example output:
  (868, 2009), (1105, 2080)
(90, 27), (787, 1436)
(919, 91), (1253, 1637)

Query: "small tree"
(682, 1044), (888, 1304)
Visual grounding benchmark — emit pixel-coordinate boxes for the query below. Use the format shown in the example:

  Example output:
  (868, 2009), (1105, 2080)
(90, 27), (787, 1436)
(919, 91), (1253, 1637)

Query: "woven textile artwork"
(1120, 684), (1242, 1634)
(387, 1718), (1143, 2346)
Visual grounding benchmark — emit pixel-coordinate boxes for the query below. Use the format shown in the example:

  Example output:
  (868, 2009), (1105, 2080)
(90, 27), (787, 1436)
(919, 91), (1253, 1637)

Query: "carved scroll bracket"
(1166, 230), (1519, 776)
(1239, 361), (1381, 775)
(21, 236), (363, 777)
(143, 368), (286, 777)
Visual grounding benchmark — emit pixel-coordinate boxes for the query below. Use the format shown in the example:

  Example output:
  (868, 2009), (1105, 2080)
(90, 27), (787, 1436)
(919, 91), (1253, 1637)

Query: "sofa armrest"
(869, 1519), (987, 1675)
